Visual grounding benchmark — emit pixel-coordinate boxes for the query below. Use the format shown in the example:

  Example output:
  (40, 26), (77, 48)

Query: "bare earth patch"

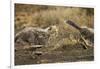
(15, 44), (94, 65)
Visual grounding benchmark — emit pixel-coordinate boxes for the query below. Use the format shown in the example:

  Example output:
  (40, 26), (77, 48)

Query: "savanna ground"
(15, 4), (94, 65)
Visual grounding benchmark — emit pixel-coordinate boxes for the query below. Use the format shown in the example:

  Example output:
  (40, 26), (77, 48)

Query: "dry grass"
(15, 4), (94, 50)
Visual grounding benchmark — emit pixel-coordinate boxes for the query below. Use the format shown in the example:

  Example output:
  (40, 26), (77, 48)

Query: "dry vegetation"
(15, 4), (94, 65)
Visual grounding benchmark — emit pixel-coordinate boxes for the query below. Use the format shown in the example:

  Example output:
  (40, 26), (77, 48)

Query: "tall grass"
(15, 4), (94, 50)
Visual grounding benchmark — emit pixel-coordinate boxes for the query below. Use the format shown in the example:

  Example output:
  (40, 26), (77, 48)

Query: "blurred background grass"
(15, 4), (94, 32)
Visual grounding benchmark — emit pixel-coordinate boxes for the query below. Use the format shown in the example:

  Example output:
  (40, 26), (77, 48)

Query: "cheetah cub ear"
(48, 26), (52, 31)
(48, 26), (58, 33)
(44, 26), (54, 32)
